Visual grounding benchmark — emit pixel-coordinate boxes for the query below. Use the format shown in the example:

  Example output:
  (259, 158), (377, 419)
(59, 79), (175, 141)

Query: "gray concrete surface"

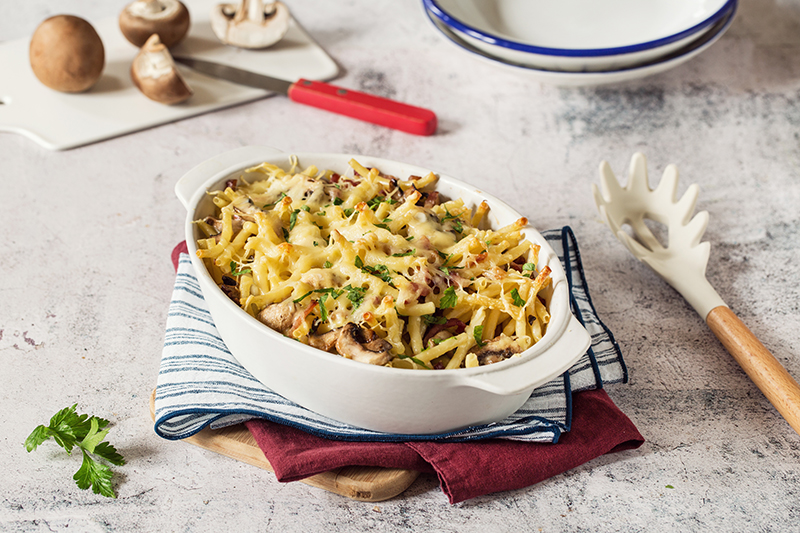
(1, 1), (799, 531)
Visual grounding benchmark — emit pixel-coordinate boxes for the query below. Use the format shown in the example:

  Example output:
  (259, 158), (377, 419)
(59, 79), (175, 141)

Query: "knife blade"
(172, 56), (437, 136)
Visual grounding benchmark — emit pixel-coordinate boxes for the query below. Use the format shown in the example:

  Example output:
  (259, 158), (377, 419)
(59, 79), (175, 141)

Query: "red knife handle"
(288, 79), (437, 136)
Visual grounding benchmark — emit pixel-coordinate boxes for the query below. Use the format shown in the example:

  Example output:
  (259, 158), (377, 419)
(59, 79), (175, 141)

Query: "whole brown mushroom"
(119, 0), (191, 48)
(29, 15), (105, 93)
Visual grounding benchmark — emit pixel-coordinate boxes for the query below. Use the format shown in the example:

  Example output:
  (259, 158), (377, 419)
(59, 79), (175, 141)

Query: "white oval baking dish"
(175, 146), (590, 435)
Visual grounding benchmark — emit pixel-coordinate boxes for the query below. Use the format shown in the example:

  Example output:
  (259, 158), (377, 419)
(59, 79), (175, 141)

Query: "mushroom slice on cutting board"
(210, 0), (290, 49)
(119, 0), (191, 48)
(130, 34), (192, 104)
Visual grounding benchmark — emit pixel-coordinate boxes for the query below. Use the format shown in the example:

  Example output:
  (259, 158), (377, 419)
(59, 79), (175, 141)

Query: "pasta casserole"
(195, 157), (552, 370)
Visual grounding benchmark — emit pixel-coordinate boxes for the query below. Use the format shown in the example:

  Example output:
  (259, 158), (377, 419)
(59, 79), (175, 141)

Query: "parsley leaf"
(440, 207), (464, 233)
(510, 288), (526, 307)
(263, 192), (287, 208)
(422, 314), (447, 326)
(25, 405), (125, 498)
(473, 325), (487, 347)
(293, 291), (313, 303)
(323, 261), (332, 268)
(333, 197), (344, 206)
(392, 250), (415, 257)
(367, 196), (399, 210)
(317, 296), (328, 321)
(439, 286), (457, 309)
(343, 284), (366, 308)
(229, 261), (252, 277)
(355, 256), (394, 284)
(398, 354), (430, 368)
(289, 209), (300, 230)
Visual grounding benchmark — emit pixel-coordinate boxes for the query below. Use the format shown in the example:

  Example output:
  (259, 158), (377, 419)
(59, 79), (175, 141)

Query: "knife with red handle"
(173, 56), (437, 136)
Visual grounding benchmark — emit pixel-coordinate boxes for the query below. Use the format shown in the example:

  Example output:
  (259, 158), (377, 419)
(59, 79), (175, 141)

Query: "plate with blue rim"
(424, 0), (736, 72)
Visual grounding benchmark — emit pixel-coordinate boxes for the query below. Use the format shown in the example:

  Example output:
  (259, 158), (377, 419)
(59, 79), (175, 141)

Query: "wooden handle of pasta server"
(706, 305), (800, 434)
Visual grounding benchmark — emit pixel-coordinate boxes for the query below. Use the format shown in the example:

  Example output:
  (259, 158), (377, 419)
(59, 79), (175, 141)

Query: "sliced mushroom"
(130, 34), (192, 104)
(335, 323), (392, 366)
(470, 334), (522, 366)
(257, 299), (297, 335)
(308, 328), (341, 352)
(119, 0), (191, 48)
(210, 0), (290, 49)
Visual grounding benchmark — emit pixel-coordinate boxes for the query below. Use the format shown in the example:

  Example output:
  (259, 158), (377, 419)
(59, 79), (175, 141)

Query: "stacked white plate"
(423, 0), (738, 86)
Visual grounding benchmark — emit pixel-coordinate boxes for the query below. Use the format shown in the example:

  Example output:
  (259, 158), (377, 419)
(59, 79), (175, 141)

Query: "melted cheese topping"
(195, 157), (552, 369)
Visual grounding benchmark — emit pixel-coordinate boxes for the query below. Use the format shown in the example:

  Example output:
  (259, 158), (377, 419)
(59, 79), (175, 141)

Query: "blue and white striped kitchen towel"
(154, 227), (627, 443)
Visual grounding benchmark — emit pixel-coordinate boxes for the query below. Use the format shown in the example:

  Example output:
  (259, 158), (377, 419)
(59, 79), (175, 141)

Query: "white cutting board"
(0, 0), (339, 150)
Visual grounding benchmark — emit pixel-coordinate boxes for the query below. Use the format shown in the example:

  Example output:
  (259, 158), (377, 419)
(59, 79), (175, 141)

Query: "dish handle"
(457, 315), (591, 396)
(174, 145), (285, 209)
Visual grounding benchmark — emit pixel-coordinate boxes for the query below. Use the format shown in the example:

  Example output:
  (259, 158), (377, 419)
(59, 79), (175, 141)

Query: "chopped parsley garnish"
(440, 253), (463, 276)
(355, 256), (394, 283)
(510, 288), (526, 307)
(289, 209), (300, 230)
(422, 314), (447, 326)
(281, 227), (289, 241)
(293, 291), (313, 303)
(398, 354), (429, 368)
(301, 205), (311, 212)
(333, 197), (344, 206)
(374, 223), (390, 230)
(366, 195), (397, 210)
(317, 296), (328, 321)
(343, 284), (366, 307)
(229, 261), (252, 276)
(439, 286), (457, 309)
(473, 325), (487, 347)
(392, 250), (415, 257)
(366, 264), (393, 283)
(294, 287), (344, 305)
(343, 208), (355, 217)
(440, 207), (464, 233)
(263, 192), (287, 208)
(323, 261), (332, 268)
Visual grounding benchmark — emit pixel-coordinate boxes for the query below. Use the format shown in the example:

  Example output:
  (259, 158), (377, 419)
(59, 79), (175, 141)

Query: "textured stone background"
(1, 0), (799, 531)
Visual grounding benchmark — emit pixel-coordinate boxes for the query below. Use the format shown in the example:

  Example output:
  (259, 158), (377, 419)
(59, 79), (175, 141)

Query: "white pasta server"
(593, 153), (800, 435)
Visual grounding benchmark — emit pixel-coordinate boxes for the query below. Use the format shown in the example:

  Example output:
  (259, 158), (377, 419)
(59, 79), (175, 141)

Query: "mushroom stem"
(210, 0), (290, 49)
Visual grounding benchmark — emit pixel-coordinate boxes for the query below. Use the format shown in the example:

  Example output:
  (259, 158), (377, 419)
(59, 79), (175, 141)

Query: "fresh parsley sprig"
(25, 405), (125, 498)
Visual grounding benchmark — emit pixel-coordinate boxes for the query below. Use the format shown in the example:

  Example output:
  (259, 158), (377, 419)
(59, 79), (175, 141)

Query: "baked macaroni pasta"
(195, 157), (552, 370)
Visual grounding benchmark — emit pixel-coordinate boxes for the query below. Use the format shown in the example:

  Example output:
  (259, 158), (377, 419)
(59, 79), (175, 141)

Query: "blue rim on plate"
(423, 0), (737, 84)
(424, 0), (736, 58)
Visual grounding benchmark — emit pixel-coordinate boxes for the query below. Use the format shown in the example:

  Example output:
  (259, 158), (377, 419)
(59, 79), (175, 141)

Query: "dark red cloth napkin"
(245, 388), (642, 503)
(171, 241), (643, 503)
